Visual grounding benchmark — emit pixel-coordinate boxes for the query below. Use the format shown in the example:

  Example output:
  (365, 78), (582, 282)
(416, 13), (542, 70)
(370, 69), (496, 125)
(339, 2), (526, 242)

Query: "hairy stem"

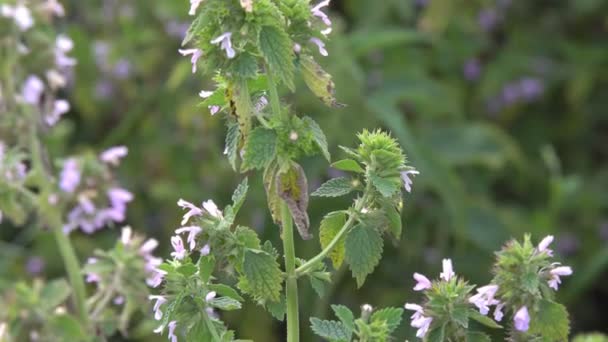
(282, 201), (300, 342)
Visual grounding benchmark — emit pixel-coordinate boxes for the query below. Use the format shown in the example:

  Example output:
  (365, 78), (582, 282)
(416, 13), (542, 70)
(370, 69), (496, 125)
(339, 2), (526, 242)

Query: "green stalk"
(203, 309), (221, 341)
(282, 202), (300, 342)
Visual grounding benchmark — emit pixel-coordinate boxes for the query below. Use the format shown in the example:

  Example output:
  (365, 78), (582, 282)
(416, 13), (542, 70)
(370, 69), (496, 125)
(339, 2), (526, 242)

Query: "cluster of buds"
(58, 146), (133, 235)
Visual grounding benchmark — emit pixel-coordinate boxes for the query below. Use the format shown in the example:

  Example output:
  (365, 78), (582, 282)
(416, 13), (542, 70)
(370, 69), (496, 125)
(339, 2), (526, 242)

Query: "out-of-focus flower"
(519, 77), (544, 101)
(100, 146), (128, 166)
(21, 75), (44, 105)
(240, 0), (253, 12)
(168, 321), (178, 342)
(413, 272), (431, 291)
(311, 1), (331, 27)
(59, 158), (81, 193)
(1, 4), (34, 31)
(189, 0), (204, 15)
(121, 226), (133, 245)
(463, 58), (481, 81)
(440, 259), (455, 281)
(25, 256), (45, 275)
(211, 32), (236, 59)
(548, 265), (573, 290)
(55, 35), (76, 68)
(494, 303), (504, 321)
(178, 48), (203, 73)
(199, 90), (213, 99)
(46, 69), (67, 89)
(165, 21), (190, 39)
(45, 99), (70, 126)
(309, 37), (328, 56)
(401, 169), (420, 193)
(478, 8), (498, 31)
(513, 306), (530, 332)
(113, 58), (131, 79)
(469, 284), (500, 315)
(42, 0), (65, 17)
(149, 295), (167, 320)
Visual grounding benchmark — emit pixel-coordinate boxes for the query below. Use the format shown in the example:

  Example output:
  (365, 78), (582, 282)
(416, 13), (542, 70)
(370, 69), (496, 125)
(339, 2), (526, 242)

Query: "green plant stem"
(282, 201), (300, 342)
(203, 309), (221, 341)
(29, 121), (89, 327)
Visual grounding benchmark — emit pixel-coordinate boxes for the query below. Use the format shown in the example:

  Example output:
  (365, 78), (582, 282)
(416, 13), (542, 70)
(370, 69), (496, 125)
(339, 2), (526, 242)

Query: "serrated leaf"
(242, 127), (277, 171)
(225, 121), (241, 171)
(278, 164), (311, 240)
(40, 279), (71, 311)
(300, 55), (344, 108)
(177, 263), (198, 277)
(199, 255), (216, 283)
(231, 178), (249, 214)
(209, 296), (242, 311)
(228, 52), (259, 78)
(182, 12), (205, 46)
(263, 162), (282, 224)
(266, 296), (286, 321)
(371, 307), (403, 334)
(452, 306), (469, 328)
(331, 305), (355, 333)
(312, 178), (354, 197)
(310, 276), (328, 298)
(426, 323), (446, 342)
(258, 25), (294, 90)
(231, 80), (253, 146)
(369, 174), (401, 198)
(332, 159), (364, 173)
(242, 249), (283, 302)
(208, 284), (244, 302)
(345, 224), (383, 287)
(310, 318), (351, 341)
(382, 200), (402, 240)
(466, 331), (492, 342)
(529, 299), (570, 340)
(302, 116), (330, 161)
(319, 211), (347, 269)
(469, 310), (502, 329)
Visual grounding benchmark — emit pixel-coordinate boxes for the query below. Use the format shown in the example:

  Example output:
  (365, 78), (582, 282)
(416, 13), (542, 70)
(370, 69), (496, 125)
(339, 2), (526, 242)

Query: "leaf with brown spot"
(300, 55), (345, 108)
(277, 163), (311, 240)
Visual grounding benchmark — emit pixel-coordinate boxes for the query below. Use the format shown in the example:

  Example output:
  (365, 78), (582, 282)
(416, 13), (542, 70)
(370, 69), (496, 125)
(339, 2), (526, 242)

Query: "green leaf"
(228, 52), (259, 78)
(426, 323), (446, 342)
(331, 305), (355, 333)
(225, 121), (241, 171)
(40, 279), (71, 311)
(310, 276), (328, 298)
(466, 331), (492, 342)
(452, 306), (469, 328)
(231, 178), (249, 214)
(266, 296), (286, 321)
(369, 174), (400, 198)
(258, 25), (295, 90)
(49, 314), (87, 340)
(303, 116), (330, 161)
(236, 226), (262, 250)
(242, 249), (283, 302)
(319, 211), (347, 269)
(231, 80), (253, 146)
(300, 55), (344, 108)
(332, 159), (364, 173)
(177, 262), (198, 277)
(310, 318), (351, 341)
(312, 178), (354, 197)
(277, 164), (311, 240)
(344, 224), (383, 287)
(199, 255), (216, 283)
(209, 296), (242, 311)
(381, 200), (402, 240)
(182, 12), (205, 46)
(521, 270), (540, 293)
(469, 310), (502, 329)
(371, 307), (403, 334)
(242, 127), (277, 171)
(529, 299), (570, 340)
(208, 284), (244, 302)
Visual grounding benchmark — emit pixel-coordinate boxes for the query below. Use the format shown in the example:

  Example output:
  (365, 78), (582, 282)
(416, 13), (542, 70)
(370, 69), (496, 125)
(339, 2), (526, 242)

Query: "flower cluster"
(60, 147), (133, 235)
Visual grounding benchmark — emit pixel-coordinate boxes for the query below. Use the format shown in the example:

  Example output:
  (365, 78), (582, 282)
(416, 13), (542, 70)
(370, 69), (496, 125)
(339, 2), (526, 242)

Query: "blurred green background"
(2, 0), (607, 340)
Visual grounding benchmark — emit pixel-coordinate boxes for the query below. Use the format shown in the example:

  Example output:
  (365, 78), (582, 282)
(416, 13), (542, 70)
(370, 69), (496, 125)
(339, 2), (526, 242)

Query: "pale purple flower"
(177, 199), (203, 225)
(121, 226), (132, 245)
(59, 158), (81, 193)
(1, 4), (34, 31)
(113, 58), (131, 79)
(202, 200), (222, 218)
(168, 321), (178, 342)
(149, 295), (167, 320)
(401, 169), (420, 193)
(43, 0), (65, 17)
(211, 32), (236, 59)
(478, 8), (498, 31)
(78, 194), (96, 214)
(209, 105), (220, 115)
(519, 77), (544, 101)
(170, 236), (187, 260)
(205, 291), (216, 302)
(537, 235), (554, 256)
(405, 303), (432, 338)
(309, 37), (328, 56)
(514, 306), (530, 332)
(26, 256), (45, 275)
(86, 273), (101, 283)
(106, 187), (133, 221)
(494, 303), (504, 322)
(463, 58), (481, 81)
(178, 49), (203, 73)
(46, 69), (67, 89)
(165, 21), (190, 39)
(405, 303), (423, 321)
(175, 226), (202, 251)
(55, 35), (76, 68)
(100, 146), (128, 166)
(189, 0), (204, 15)
(21, 75), (44, 105)
(147, 268), (167, 288)
(502, 83), (521, 105)
(199, 90), (213, 99)
(113, 296), (125, 305)
(413, 272), (432, 291)
(45, 99), (70, 126)
(311, 1), (331, 26)
(140, 238), (159, 254)
(440, 259), (455, 281)
(200, 244), (211, 256)
(469, 285), (499, 315)
(293, 43), (302, 54)
(548, 266), (572, 290)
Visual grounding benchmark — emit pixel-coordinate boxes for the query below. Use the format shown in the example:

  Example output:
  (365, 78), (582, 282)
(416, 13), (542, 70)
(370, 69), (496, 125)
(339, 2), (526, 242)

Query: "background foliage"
(1, 0), (607, 340)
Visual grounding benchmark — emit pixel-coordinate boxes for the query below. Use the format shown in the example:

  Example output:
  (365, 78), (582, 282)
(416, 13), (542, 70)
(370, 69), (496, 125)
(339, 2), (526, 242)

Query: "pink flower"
(401, 169), (420, 193)
(202, 200), (222, 218)
(147, 268), (167, 288)
(514, 306), (530, 332)
(413, 273), (432, 291)
(178, 49), (203, 73)
(200, 244), (211, 256)
(175, 226), (202, 251)
(494, 303), (504, 322)
(548, 265), (573, 290)
(59, 158), (81, 193)
(205, 291), (216, 302)
(100, 146), (128, 165)
(46, 99), (70, 126)
(149, 295), (167, 320)
(405, 303), (432, 338)
(309, 37), (328, 56)
(168, 321), (178, 342)
(211, 32), (236, 59)
(311, 1), (331, 26)
(177, 199), (203, 225)
(469, 284), (499, 315)
(439, 259), (455, 281)
(170, 236), (187, 260)
(537, 235), (554, 256)
(21, 75), (44, 105)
